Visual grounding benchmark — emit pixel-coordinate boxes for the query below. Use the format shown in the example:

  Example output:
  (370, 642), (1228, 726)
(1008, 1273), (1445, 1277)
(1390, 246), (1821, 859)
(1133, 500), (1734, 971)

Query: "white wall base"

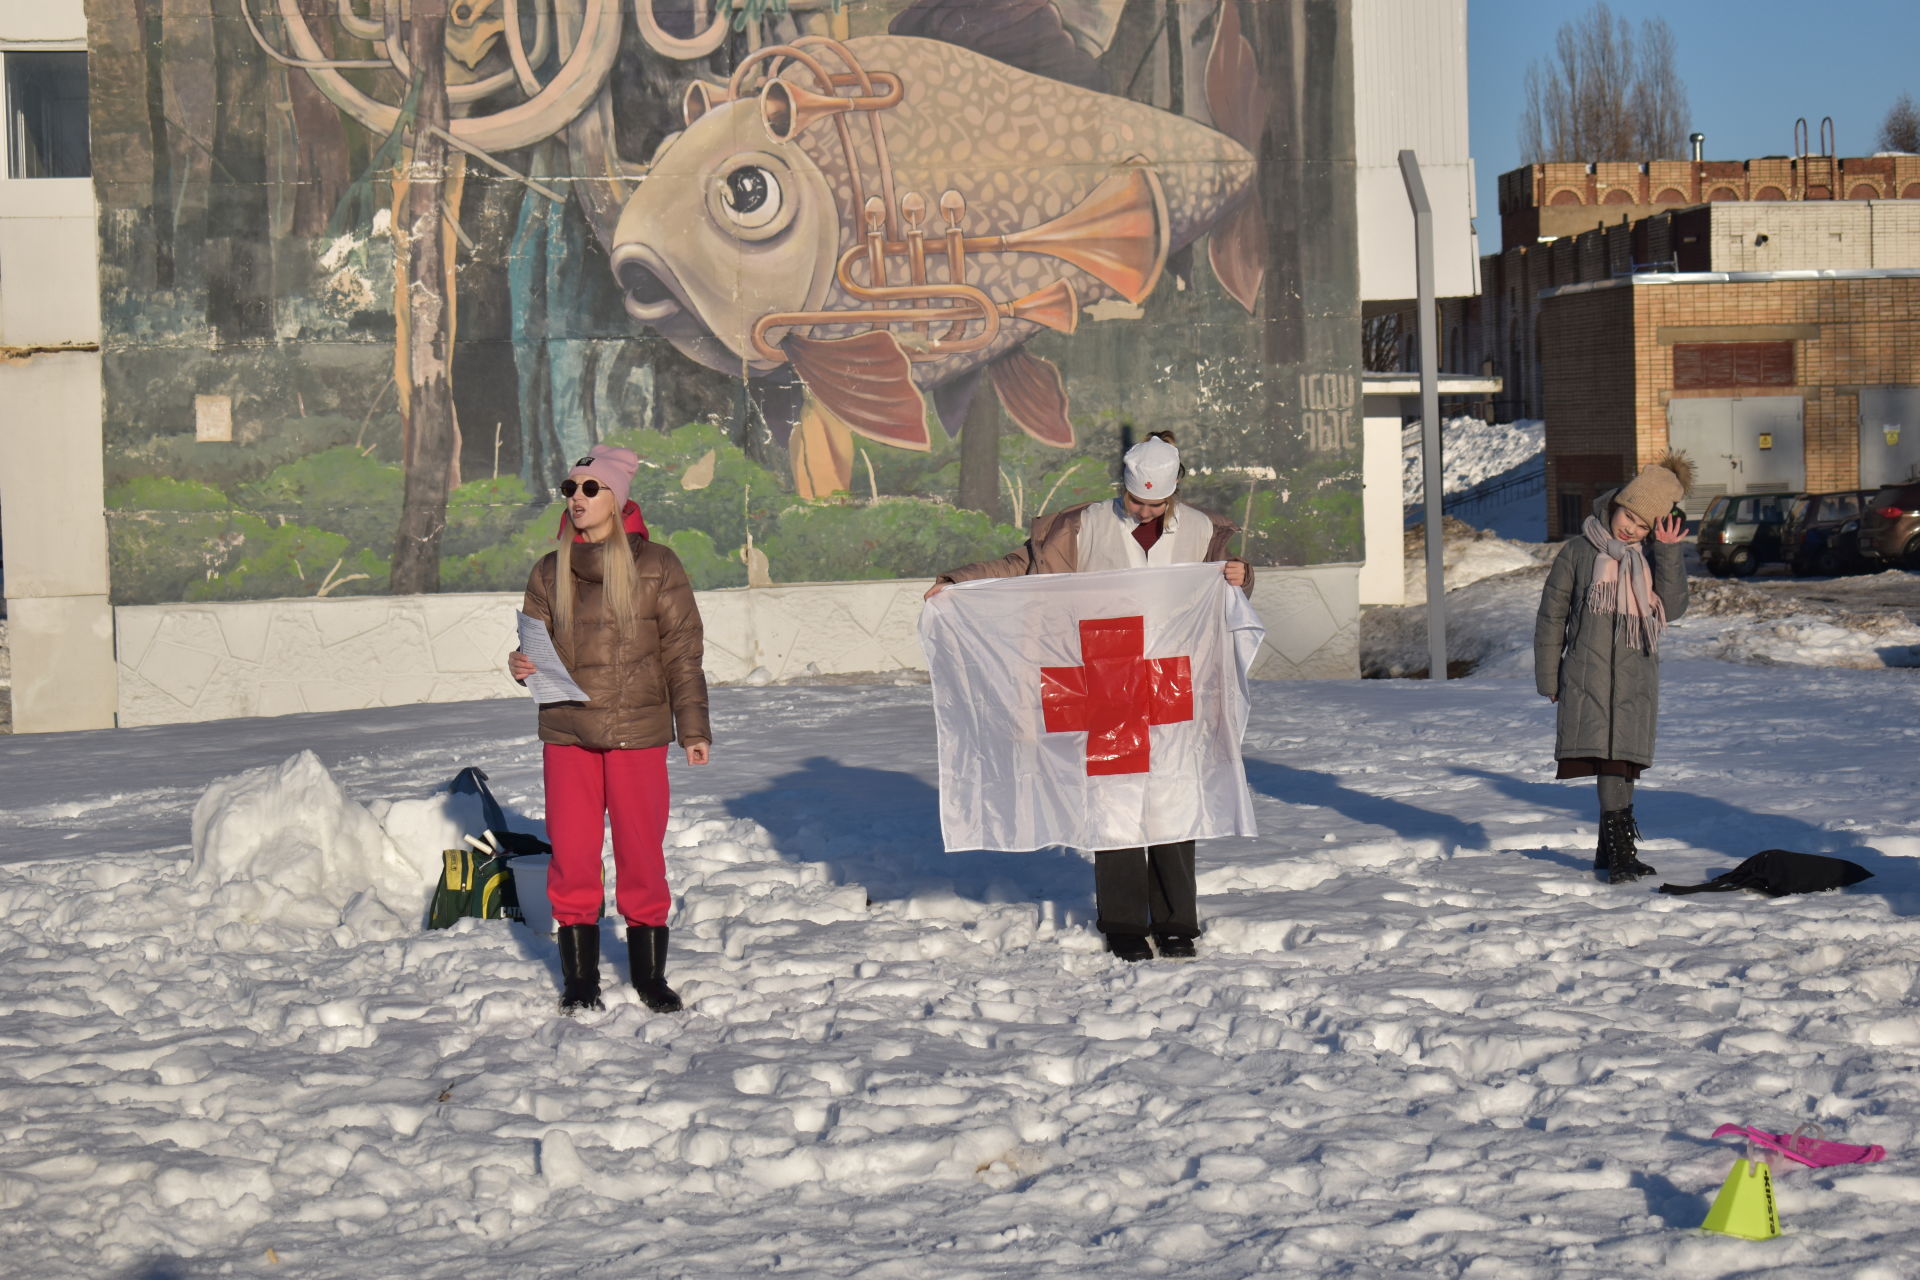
(114, 566), (1361, 728)
(9, 594), (116, 732)
(1359, 413), (1408, 606)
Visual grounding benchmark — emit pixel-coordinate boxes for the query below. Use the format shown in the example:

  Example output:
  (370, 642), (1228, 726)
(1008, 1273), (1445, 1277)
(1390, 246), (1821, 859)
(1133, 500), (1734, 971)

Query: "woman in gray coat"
(1535, 453), (1693, 883)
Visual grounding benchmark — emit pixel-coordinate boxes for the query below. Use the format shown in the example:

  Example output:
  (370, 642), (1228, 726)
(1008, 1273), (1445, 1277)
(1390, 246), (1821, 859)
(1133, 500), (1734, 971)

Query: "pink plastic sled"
(1713, 1123), (1886, 1168)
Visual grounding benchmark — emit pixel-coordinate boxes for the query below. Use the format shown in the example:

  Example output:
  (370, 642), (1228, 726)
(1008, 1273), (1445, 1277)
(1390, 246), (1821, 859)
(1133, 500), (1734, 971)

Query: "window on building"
(4, 50), (90, 179)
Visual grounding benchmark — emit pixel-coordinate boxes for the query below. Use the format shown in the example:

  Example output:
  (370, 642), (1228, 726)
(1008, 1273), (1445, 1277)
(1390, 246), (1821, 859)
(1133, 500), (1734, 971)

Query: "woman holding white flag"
(926, 432), (1252, 962)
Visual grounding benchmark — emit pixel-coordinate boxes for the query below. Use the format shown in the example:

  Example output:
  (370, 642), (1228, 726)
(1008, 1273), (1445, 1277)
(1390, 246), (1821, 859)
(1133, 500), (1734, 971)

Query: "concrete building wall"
(1351, 0), (1477, 302)
(1, 0), (111, 731)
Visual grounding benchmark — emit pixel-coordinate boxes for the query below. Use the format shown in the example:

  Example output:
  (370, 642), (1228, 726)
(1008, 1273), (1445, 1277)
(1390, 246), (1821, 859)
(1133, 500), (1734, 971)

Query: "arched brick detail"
(1904, 182), (1920, 199)
(1654, 188), (1687, 204)
(1755, 186), (1786, 201)
(1709, 186), (1739, 201)
(1549, 188), (1584, 205)
(1849, 183), (1881, 200)
(1602, 188), (1633, 203)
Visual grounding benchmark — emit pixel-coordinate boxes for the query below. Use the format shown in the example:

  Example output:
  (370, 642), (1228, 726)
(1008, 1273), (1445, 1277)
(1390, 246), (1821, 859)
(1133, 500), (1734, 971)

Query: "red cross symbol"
(1041, 616), (1193, 776)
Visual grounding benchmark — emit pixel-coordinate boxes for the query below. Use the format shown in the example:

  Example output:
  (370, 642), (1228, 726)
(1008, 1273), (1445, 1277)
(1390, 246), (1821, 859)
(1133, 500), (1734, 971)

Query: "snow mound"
(189, 751), (425, 934)
(1403, 417), (1545, 505)
(1402, 517), (1553, 600)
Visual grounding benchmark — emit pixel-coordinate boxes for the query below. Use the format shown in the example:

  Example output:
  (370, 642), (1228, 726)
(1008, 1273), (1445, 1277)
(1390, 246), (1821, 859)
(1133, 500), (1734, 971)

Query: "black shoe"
(1600, 808), (1657, 884)
(557, 923), (604, 1015)
(1105, 933), (1153, 963)
(1153, 934), (1197, 960)
(627, 925), (684, 1013)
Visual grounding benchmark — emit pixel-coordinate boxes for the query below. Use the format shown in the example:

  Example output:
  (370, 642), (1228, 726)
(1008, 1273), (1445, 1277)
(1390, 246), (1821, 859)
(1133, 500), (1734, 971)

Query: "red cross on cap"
(1144, 481), (1153, 489)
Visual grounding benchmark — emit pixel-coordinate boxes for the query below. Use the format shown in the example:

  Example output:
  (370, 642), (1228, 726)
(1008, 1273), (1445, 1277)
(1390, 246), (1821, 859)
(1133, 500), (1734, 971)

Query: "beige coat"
(522, 534), (711, 751)
(936, 499), (1253, 591)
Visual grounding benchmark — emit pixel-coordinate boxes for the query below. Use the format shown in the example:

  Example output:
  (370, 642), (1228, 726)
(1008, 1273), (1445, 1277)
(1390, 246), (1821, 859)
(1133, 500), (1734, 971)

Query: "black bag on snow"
(1658, 849), (1873, 898)
(426, 767), (550, 928)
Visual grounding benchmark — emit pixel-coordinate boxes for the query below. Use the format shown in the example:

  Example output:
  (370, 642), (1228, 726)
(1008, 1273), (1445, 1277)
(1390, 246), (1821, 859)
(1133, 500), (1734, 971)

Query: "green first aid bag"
(428, 845), (524, 928)
(426, 767), (547, 929)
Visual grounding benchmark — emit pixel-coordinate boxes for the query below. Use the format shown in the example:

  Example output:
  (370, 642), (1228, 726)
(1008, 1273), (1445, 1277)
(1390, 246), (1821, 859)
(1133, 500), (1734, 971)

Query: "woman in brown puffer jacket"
(508, 445), (710, 1017)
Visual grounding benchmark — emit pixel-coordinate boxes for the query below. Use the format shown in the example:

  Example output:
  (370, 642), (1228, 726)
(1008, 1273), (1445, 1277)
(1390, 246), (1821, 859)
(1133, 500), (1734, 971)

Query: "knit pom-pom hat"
(1616, 451), (1694, 527)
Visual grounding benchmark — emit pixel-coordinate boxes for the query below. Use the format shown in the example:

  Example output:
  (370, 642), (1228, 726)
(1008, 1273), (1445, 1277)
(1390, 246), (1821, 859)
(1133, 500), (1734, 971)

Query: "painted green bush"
(189, 514), (386, 600)
(439, 501), (563, 594)
(232, 445), (403, 550)
(600, 421), (784, 554)
(105, 477), (240, 605)
(443, 475), (544, 559)
(760, 499), (1024, 583)
(661, 528), (746, 590)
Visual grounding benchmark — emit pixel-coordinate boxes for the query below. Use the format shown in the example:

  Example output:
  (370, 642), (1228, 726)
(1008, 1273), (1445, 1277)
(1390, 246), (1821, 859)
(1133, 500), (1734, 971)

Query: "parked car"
(1696, 492), (1801, 577)
(1784, 489), (1876, 576)
(1859, 479), (1920, 569)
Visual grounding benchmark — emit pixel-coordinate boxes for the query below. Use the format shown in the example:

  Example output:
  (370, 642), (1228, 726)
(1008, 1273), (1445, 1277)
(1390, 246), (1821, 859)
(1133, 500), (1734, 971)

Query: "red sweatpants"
(542, 743), (671, 928)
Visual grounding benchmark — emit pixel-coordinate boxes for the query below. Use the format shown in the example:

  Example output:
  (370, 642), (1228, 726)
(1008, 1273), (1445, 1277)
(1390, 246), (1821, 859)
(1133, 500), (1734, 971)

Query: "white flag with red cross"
(920, 563), (1264, 852)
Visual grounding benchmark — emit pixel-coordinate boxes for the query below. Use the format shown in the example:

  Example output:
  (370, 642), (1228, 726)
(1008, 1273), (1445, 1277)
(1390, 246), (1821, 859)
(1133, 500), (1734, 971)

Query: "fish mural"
(90, 0), (1376, 609)
(609, 7), (1268, 494)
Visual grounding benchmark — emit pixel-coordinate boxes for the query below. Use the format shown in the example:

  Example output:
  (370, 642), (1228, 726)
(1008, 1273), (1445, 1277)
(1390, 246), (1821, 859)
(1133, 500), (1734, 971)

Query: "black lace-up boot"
(1600, 808), (1657, 884)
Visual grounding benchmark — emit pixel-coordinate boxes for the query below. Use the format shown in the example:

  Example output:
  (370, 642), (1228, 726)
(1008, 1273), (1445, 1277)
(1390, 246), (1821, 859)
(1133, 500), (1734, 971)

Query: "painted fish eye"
(702, 150), (800, 242)
(719, 165), (783, 228)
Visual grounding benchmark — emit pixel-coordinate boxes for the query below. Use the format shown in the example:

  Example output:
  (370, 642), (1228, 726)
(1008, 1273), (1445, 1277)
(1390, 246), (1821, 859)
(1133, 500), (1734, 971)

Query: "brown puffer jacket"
(522, 533), (711, 750)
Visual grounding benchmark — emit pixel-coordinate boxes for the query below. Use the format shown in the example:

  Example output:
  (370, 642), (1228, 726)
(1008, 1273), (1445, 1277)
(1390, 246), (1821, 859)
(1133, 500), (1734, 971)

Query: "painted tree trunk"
(391, 8), (456, 596)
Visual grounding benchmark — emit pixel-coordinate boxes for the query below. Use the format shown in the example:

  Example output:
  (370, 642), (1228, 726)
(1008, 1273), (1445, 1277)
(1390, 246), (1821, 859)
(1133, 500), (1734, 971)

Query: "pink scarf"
(1582, 514), (1665, 651)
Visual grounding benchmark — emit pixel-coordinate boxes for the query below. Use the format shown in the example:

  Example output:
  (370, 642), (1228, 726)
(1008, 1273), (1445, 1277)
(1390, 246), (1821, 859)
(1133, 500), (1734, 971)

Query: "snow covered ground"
(6, 628), (1920, 1275)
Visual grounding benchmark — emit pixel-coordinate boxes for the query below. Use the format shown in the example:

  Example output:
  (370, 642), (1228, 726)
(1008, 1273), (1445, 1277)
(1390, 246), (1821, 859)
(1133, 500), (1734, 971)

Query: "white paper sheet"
(515, 611), (589, 704)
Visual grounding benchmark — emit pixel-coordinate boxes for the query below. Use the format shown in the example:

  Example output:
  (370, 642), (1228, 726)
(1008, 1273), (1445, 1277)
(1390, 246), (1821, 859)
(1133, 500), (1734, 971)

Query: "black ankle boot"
(557, 923), (604, 1015)
(1600, 808), (1657, 884)
(627, 925), (684, 1013)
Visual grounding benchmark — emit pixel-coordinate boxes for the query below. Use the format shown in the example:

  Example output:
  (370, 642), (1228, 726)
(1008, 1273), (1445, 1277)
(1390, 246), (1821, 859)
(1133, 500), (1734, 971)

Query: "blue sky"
(1467, 0), (1918, 237)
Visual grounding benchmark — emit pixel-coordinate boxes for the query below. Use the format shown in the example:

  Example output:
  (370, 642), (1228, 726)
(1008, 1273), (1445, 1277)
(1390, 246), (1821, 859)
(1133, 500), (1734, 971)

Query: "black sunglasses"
(559, 478), (604, 498)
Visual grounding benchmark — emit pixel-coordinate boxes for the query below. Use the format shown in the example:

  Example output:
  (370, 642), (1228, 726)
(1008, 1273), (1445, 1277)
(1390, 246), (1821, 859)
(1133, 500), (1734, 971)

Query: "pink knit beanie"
(567, 445), (640, 512)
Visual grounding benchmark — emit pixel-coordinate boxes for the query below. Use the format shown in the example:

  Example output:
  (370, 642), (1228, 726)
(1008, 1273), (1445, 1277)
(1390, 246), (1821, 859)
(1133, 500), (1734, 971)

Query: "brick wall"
(1500, 156), (1920, 249)
(1539, 285), (1637, 537)
(1635, 276), (1920, 494)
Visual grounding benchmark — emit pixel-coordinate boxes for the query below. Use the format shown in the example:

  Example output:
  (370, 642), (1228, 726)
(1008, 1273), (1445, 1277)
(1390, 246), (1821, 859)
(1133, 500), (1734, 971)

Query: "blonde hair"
(551, 512), (639, 645)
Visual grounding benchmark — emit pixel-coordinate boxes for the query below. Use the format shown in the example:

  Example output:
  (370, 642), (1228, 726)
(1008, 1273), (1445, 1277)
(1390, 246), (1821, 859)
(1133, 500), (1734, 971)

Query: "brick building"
(1537, 270), (1920, 537)
(1429, 155), (1920, 537)
(1499, 154), (1920, 250)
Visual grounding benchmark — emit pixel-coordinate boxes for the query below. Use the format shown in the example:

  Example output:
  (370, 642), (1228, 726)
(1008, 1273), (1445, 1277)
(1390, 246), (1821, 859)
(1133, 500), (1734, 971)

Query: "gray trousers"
(1094, 841), (1198, 939)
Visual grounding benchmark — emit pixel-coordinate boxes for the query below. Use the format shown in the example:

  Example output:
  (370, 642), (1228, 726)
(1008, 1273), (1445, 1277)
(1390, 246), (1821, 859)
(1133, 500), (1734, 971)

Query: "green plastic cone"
(1701, 1157), (1781, 1240)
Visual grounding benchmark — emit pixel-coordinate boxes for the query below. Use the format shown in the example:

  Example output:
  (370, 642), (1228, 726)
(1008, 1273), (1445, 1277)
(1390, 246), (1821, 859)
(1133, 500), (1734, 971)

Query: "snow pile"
(189, 750), (431, 935)
(1403, 417), (1546, 505)
(1401, 516), (1553, 601)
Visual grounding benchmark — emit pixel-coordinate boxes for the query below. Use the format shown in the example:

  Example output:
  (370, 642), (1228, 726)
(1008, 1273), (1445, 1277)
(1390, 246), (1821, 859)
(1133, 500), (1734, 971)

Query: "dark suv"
(1859, 480), (1920, 569)
(1784, 489), (1876, 576)
(1697, 492), (1800, 577)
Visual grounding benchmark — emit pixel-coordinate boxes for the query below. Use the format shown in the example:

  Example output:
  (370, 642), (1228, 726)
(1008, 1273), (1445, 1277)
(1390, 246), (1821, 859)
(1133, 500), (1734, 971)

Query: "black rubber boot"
(627, 925), (685, 1013)
(1600, 808), (1657, 884)
(557, 923), (604, 1015)
(1153, 933), (1197, 960)
(1105, 932), (1153, 963)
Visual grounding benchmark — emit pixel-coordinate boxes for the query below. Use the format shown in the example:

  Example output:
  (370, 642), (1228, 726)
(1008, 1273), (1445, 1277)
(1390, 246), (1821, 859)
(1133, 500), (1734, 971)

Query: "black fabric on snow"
(1659, 850), (1873, 897)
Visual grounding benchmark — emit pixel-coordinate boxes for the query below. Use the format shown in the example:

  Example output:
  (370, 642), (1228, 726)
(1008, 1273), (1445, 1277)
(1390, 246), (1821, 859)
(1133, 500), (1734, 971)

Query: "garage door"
(1859, 387), (1920, 486)
(1666, 396), (1804, 517)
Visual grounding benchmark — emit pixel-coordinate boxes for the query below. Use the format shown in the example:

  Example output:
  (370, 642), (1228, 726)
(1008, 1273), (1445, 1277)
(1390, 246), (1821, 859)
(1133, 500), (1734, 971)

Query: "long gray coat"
(1533, 494), (1689, 766)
